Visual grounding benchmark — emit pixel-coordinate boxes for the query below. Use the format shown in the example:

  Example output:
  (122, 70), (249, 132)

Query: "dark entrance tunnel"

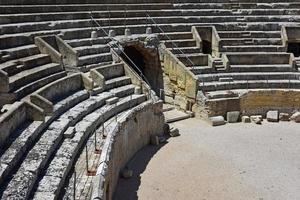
(287, 42), (300, 57)
(122, 46), (146, 75)
(120, 45), (164, 96)
(202, 40), (212, 54)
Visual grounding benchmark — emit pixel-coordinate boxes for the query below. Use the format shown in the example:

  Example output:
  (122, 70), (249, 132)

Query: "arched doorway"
(120, 45), (164, 96)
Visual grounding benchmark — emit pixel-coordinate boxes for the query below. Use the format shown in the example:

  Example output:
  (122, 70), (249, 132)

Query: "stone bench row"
(2, 9), (300, 25)
(191, 64), (294, 75)
(3, 0), (300, 5)
(0, 22), (286, 50)
(200, 79), (300, 92)
(1, 1), (300, 13)
(198, 72), (300, 82)
(2, 15), (300, 35)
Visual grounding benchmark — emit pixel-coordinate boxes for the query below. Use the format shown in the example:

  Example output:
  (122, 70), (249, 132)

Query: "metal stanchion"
(73, 170), (76, 200)
(85, 145), (89, 173)
(94, 132), (97, 152)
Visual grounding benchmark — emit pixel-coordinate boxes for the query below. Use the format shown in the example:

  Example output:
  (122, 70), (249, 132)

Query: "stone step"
(13, 71), (67, 100)
(9, 63), (63, 92)
(6, 9), (300, 25)
(105, 76), (132, 91)
(0, 44), (40, 63)
(0, 10), (241, 25)
(158, 31), (193, 40)
(229, 64), (294, 72)
(2, 54), (53, 78)
(94, 63), (125, 80)
(2, 15), (300, 35)
(200, 79), (300, 92)
(0, 21), (288, 51)
(164, 39), (196, 48)
(177, 53), (208, 67)
(74, 44), (110, 57)
(78, 53), (112, 67)
(221, 45), (284, 52)
(170, 47), (202, 54)
(66, 37), (111, 47)
(219, 38), (282, 46)
(218, 31), (281, 39)
(198, 72), (300, 82)
(18, 54), (52, 69)
(191, 64), (294, 75)
(0, 4), (173, 14)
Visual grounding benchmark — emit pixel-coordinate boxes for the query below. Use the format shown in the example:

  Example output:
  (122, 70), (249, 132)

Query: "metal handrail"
(146, 13), (196, 70)
(89, 12), (156, 100)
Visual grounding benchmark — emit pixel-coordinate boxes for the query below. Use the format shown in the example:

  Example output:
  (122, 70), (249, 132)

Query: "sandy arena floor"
(114, 118), (300, 200)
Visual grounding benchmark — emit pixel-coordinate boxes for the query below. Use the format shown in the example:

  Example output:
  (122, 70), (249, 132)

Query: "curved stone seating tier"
(3, 9), (299, 25)
(2, 93), (146, 199)
(0, 61), (147, 199)
(3, 15), (300, 36)
(32, 96), (148, 199)
(1, 0), (300, 6)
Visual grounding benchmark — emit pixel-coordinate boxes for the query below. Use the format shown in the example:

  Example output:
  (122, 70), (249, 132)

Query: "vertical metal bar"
(94, 132), (97, 151)
(85, 145), (89, 173)
(73, 170), (76, 200)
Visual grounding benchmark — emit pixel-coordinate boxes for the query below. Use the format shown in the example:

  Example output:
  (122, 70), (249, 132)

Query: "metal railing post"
(73, 170), (76, 200)
(85, 145), (89, 173)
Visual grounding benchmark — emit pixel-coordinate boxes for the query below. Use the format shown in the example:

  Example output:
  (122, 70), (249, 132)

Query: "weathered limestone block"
(124, 28), (131, 36)
(250, 115), (263, 124)
(146, 27), (152, 34)
(169, 127), (180, 137)
(290, 111), (300, 122)
(106, 97), (119, 105)
(279, 113), (290, 121)
(108, 29), (116, 37)
(134, 86), (142, 95)
(242, 116), (251, 123)
(64, 127), (75, 139)
(209, 116), (226, 126)
(227, 111), (240, 123)
(267, 110), (279, 122)
(91, 31), (97, 38)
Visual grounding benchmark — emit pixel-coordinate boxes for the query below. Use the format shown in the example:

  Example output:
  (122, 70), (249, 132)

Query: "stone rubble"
(266, 110), (279, 122)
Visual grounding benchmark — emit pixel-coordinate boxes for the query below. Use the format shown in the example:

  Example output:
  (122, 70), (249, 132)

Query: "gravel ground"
(114, 118), (300, 200)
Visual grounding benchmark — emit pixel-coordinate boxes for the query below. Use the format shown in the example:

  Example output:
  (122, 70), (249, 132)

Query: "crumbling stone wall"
(200, 90), (300, 117)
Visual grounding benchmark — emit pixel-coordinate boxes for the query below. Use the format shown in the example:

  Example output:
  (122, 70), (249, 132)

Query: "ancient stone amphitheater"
(1, 0), (300, 199)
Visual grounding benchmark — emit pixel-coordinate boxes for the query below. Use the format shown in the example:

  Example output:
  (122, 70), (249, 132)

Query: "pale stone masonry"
(1, 0), (300, 199)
